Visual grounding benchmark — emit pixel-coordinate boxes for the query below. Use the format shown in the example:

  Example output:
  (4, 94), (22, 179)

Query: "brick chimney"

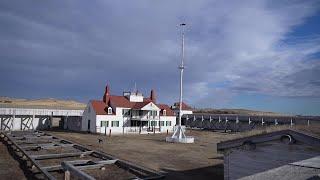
(150, 89), (156, 103)
(103, 84), (110, 103)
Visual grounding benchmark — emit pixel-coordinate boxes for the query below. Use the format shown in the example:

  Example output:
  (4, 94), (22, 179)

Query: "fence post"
(64, 170), (70, 180)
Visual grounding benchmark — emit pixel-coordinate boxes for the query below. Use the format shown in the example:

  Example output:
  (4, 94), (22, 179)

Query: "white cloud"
(0, 0), (319, 109)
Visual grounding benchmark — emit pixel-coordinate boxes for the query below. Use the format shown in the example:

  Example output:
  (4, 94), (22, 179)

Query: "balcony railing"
(130, 115), (159, 120)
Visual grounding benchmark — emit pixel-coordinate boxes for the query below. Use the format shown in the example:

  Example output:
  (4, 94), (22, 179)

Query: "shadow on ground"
(162, 163), (224, 180)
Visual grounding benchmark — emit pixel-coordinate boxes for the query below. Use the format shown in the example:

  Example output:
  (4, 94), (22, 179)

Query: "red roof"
(172, 102), (193, 110)
(91, 95), (175, 116)
(132, 102), (152, 109)
(109, 95), (133, 108)
(158, 104), (175, 116)
(91, 100), (111, 115)
(143, 98), (152, 102)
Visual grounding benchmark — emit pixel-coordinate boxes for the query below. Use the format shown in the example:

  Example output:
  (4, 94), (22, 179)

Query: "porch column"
(139, 120), (141, 134)
(159, 118), (161, 132)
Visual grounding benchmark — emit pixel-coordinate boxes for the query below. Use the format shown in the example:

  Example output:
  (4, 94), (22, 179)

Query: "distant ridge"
(0, 96), (86, 110)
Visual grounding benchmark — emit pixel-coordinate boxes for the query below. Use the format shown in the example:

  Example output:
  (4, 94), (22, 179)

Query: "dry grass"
(0, 96), (86, 109)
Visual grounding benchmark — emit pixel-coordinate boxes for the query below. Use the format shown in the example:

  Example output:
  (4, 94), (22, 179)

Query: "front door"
(87, 120), (90, 132)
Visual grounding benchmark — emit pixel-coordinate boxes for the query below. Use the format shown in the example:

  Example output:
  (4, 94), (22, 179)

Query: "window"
(111, 121), (119, 127)
(150, 121), (157, 126)
(160, 121), (164, 126)
(166, 121), (171, 126)
(150, 111), (157, 117)
(100, 121), (109, 127)
(122, 109), (131, 116)
(163, 110), (166, 116)
(108, 107), (112, 114)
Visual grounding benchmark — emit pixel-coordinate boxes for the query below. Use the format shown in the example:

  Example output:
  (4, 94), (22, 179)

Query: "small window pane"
(108, 107), (112, 114)
(111, 121), (119, 127)
(151, 121), (158, 126)
(101, 121), (109, 127)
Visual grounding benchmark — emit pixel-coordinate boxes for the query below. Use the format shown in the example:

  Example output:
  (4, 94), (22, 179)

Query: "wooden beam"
(30, 151), (93, 160)
(62, 162), (95, 180)
(12, 135), (54, 141)
(43, 159), (117, 171)
(76, 160), (118, 170)
(21, 143), (74, 150)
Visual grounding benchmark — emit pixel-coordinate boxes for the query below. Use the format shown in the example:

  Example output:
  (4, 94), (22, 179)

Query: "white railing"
(130, 115), (159, 120)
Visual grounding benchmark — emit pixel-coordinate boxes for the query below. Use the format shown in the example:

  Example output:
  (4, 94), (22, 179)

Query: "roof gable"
(91, 100), (107, 115)
(158, 104), (175, 116)
(90, 100), (116, 115)
(140, 102), (160, 111)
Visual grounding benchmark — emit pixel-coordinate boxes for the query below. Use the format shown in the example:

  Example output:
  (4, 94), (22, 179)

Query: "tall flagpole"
(166, 23), (194, 143)
(178, 23), (186, 127)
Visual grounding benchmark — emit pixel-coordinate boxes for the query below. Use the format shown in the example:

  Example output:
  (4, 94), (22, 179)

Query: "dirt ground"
(48, 125), (320, 180)
(48, 129), (242, 180)
(0, 125), (317, 180)
(0, 141), (27, 180)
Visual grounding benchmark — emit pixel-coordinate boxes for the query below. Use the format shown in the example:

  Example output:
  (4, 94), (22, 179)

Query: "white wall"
(159, 116), (176, 132)
(95, 114), (176, 135)
(95, 114), (127, 134)
(81, 102), (96, 132)
(81, 102), (177, 135)
(128, 94), (144, 102)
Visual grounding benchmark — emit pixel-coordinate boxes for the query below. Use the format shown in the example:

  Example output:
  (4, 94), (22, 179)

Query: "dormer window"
(108, 107), (113, 114)
(163, 109), (166, 116)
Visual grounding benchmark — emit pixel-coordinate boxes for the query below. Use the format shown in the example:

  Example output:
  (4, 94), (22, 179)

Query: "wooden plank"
(62, 162), (95, 180)
(76, 160), (118, 170)
(21, 143), (74, 150)
(43, 160), (117, 171)
(43, 160), (93, 171)
(30, 151), (93, 160)
(2, 132), (56, 180)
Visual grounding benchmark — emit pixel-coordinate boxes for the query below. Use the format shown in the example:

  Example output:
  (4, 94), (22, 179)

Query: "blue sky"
(0, 1), (320, 115)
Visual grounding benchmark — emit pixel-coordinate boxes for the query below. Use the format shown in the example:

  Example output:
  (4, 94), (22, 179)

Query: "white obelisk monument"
(166, 23), (194, 143)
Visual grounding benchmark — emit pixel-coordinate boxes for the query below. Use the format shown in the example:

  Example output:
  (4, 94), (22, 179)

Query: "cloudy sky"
(1, 1), (320, 115)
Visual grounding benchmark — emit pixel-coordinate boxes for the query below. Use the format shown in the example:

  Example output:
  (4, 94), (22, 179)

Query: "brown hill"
(0, 97), (86, 110)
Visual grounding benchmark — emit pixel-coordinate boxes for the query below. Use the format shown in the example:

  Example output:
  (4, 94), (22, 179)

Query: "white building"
(82, 85), (176, 134)
(171, 102), (193, 116)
